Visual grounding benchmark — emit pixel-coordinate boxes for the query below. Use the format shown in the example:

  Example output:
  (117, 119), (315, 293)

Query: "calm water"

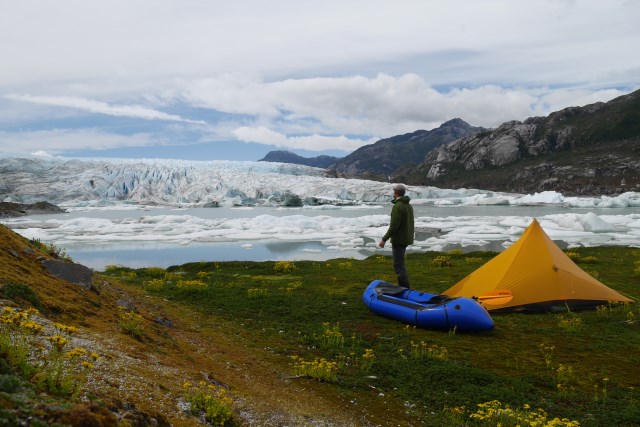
(10, 203), (640, 270)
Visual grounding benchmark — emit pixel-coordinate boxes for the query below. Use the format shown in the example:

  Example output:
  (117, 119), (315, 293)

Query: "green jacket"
(382, 196), (414, 246)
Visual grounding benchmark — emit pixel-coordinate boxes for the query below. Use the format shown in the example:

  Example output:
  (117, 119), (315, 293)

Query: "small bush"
(141, 267), (166, 277)
(445, 400), (581, 427)
(176, 280), (208, 293)
(183, 381), (234, 426)
(584, 270), (599, 279)
(0, 283), (43, 311)
(431, 256), (452, 267)
(30, 239), (72, 262)
(274, 261), (296, 273)
(315, 323), (344, 349)
(290, 356), (338, 382)
(557, 315), (582, 332)
(0, 374), (21, 393)
(564, 251), (581, 261)
(247, 288), (268, 298)
(143, 279), (165, 292)
(118, 307), (144, 340)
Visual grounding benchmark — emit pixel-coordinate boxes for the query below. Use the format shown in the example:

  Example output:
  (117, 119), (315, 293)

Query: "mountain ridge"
(412, 88), (640, 195)
(259, 89), (640, 195)
(258, 150), (339, 168)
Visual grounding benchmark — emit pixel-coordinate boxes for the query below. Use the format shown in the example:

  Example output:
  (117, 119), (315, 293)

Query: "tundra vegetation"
(1, 222), (638, 426)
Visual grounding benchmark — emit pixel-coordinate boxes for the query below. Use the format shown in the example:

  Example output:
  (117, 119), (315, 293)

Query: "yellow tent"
(444, 218), (634, 312)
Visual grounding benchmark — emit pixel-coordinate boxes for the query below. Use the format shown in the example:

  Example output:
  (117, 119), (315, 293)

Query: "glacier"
(2, 154), (640, 209)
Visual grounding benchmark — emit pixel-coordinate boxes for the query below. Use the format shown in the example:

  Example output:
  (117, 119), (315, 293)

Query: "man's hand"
(378, 240), (386, 248)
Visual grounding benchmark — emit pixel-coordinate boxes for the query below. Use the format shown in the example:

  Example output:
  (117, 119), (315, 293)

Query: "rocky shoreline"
(0, 201), (66, 218)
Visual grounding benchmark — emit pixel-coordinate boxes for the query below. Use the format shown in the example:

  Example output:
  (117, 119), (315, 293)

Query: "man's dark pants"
(392, 244), (409, 288)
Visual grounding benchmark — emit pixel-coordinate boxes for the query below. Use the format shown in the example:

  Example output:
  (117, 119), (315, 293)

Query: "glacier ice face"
(1, 154), (640, 209)
(0, 155), (488, 207)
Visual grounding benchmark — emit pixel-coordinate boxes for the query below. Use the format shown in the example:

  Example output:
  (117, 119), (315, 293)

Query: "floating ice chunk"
(461, 194), (510, 205)
(597, 196), (627, 208)
(579, 212), (617, 232)
(515, 191), (565, 205)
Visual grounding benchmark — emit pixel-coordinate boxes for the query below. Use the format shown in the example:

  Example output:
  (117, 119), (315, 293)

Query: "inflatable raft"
(362, 280), (494, 332)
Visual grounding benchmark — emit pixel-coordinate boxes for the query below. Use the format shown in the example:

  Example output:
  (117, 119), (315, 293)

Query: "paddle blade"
(476, 290), (513, 306)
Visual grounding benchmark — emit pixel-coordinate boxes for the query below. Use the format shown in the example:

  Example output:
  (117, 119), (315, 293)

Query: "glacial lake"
(5, 203), (640, 270)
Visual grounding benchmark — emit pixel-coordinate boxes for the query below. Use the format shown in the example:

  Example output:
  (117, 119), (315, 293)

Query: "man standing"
(378, 184), (414, 288)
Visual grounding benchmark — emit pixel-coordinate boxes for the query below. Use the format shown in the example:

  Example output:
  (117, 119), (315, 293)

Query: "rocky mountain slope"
(409, 89), (640, 195)
(328, 118), (484, 181)
(258, 150), (339, 168)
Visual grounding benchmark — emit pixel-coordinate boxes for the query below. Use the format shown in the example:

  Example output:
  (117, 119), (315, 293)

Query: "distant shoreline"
(0, 201), (66, 218)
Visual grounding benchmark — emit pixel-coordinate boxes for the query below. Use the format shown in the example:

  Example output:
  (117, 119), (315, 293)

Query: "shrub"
(141, 267), (166, 277)
(315, 323), (344, 349)
(0, 374), (21, 393)
(122, 272), (137, 282)
(431, 256), (452, 267)
(183, 381), (234, 426)
(584, 270), (599, 279)
(0, 283), (43, 311)
(273, 261), (296, 273)
(143, 279), (165, 291)
(360, 348), (375, 371)
(118, 307), (144, 340)
(290, 356), (338, 382)
(1, 308), (97, 398)
(30, 239), (72, 262)
(247, 288), (268, 298)
(176, 280), (208, 293)
(338, 260), (353, 269)
(557, 315), (582, 332)
(564, 251), (581, 261)
(445, 400), (580, 427)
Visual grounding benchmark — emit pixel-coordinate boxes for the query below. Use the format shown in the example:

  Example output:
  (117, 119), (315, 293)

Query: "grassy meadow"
(101, 247), (640, 426)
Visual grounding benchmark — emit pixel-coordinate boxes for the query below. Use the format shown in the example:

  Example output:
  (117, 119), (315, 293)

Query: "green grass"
(102, 247), (640, 426)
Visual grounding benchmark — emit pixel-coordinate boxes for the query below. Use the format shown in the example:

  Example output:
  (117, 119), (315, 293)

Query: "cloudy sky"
(1, 0), (639, 161)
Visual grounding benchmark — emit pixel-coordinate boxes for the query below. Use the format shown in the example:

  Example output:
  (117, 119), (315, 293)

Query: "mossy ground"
(1, 222), (639, 426)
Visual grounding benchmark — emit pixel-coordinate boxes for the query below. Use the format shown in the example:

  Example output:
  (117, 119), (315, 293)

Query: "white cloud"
(232, 126), (377, 152)
(184, 74), (629, 138)
(0, 129), (157, 154)
(2, 0), (639, 91)
(0, 0), (638, 158)
(4, 94), (205, 124)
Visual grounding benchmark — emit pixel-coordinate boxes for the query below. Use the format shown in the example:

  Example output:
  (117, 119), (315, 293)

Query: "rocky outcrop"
(41, 259), (97, 292)
(0, 201), (66, 218)
(415, 89), (640, 195)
